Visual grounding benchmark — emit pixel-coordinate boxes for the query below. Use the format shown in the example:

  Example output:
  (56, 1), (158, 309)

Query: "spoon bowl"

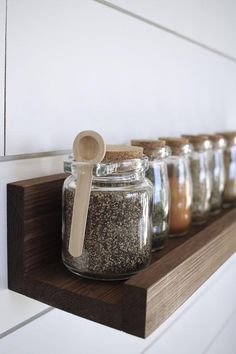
(73, 130), (105, 163)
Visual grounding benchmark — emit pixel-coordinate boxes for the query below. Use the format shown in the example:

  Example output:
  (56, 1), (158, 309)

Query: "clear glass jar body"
(62, 158), (153, 281)
(190, 149), (212, 223)
(145, 147), (170, 251)
(210, 148), (225, 214)
(223, 144), (236, 207)
(167, 155), (192, 236)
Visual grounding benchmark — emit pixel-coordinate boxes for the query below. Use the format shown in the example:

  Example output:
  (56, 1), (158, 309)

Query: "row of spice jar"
(62, 131), (236, 281)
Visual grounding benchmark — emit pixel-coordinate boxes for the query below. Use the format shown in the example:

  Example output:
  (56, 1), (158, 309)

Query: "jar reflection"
(131, 139), (170, 251)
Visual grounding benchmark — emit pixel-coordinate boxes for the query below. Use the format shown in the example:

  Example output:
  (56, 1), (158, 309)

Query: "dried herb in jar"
(182, 135), (212, 224)
(197, 134), (226, 214)
(210, 185), (222, 212)
(223, 149), (236, 205)
(146, 166), (169, 249)
(190, 158), (210, 223)
(215, 132), (236, 206)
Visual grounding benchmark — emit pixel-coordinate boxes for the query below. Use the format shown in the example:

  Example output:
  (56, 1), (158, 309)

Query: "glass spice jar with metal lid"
(182, 135), (213, 224)
(216, 132), (236, 207)
(131, 139), (171, 251)
(198, 134), (226, 214)
(159, 137), (192, 237)
(62, 145), (153, 281)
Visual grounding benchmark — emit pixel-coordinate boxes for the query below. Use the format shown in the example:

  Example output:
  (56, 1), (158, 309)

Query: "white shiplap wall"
(0, 155), (67, 289)
(0, 0), (236, 353)
(0, 0), (6, 156)
(104, 0), (236, 58)
(5, 0), (236, 154)
(0, 156), (65, 335)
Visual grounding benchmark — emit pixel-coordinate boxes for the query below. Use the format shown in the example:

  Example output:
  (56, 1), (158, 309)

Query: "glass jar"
(183, 135), (213, 224)
(64, 153), (74, 173)
(62, 145), (153, 281)
(199, 134), (226, 214)
(217, 132), (236, 207)
(131, 139), (170, 251)
(160, 137), (192, 237)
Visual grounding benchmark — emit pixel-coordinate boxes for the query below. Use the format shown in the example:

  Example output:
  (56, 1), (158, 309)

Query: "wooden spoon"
(69, 131), (106, 257)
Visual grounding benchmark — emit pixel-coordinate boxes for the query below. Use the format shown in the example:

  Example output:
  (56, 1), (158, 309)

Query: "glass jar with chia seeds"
(130, 139), (170, 251)
(216, 132), (236, 207)
(182, 135), (213, 224)
(198, 134), (226, 214)
(62, 145), (153, 281)
(159, 137), (192, 237)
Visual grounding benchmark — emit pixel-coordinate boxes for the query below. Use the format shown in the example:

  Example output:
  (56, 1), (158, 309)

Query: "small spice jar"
(62, 145), (153, 281)
(198, 134), (226, 214)
(131, 139), (170, 251)
(159, 137), (192, 237)
(216, 132), (236, 207)
(182, 135), (213, 224)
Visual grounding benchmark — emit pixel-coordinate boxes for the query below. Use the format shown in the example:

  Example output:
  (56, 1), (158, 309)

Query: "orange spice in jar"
(168, 176), (192, 235)
(159, 137), (192, 236)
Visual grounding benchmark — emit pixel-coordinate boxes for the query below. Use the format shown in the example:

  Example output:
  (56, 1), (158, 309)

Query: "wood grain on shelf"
(7, 174), (236, 338)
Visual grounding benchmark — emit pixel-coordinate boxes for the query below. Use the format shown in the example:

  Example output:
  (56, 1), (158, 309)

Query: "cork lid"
(216, 131), (236, 139)
(204, 134), (224, 142)
(131, 139), (166, 149)
(159, 137), (189, 147)
(197, 134), (226, 148)
(182, 134), (214, 150)
(216, 131), (236, 146)
(182, 134), (209, 143)
(159, 137), (190, 155)
(103, 144), (144, 162)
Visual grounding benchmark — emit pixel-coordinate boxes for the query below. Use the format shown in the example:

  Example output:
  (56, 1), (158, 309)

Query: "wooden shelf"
(7, 174), (236, 338)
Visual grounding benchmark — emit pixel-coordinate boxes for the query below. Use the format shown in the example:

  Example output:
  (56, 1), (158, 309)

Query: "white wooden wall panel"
(0, 290), (48, 335)
(6, 0), (236, 155)
(106, 0), (236, 59)
(0, 254), (235, 354)
(226, 115), (236, 131)
(205, 311), (236, 354)
(0, 0), (6, 155)
(0, 155), (66, 289)
(0, 155), (66, 337)
(144, 254), (236, 354)
(1, 1), (236, 352)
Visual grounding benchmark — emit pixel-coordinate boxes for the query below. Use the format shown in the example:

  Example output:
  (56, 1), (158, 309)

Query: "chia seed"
(62, 187), (151, 280)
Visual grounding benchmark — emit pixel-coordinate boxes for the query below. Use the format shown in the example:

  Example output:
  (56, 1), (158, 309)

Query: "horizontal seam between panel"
(93, 0), (236, 64)
(0, 307), (54, 339)
(0, 149), (70, 162)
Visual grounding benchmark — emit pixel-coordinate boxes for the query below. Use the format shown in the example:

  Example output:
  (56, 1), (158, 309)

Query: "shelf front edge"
(122, 209), (236, 337)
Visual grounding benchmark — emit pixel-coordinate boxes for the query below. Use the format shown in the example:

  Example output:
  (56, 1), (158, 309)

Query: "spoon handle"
(69, 164), (93, 257)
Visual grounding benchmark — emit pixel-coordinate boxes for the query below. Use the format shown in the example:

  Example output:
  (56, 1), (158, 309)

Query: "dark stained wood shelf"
(7, 174), (236, 338)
